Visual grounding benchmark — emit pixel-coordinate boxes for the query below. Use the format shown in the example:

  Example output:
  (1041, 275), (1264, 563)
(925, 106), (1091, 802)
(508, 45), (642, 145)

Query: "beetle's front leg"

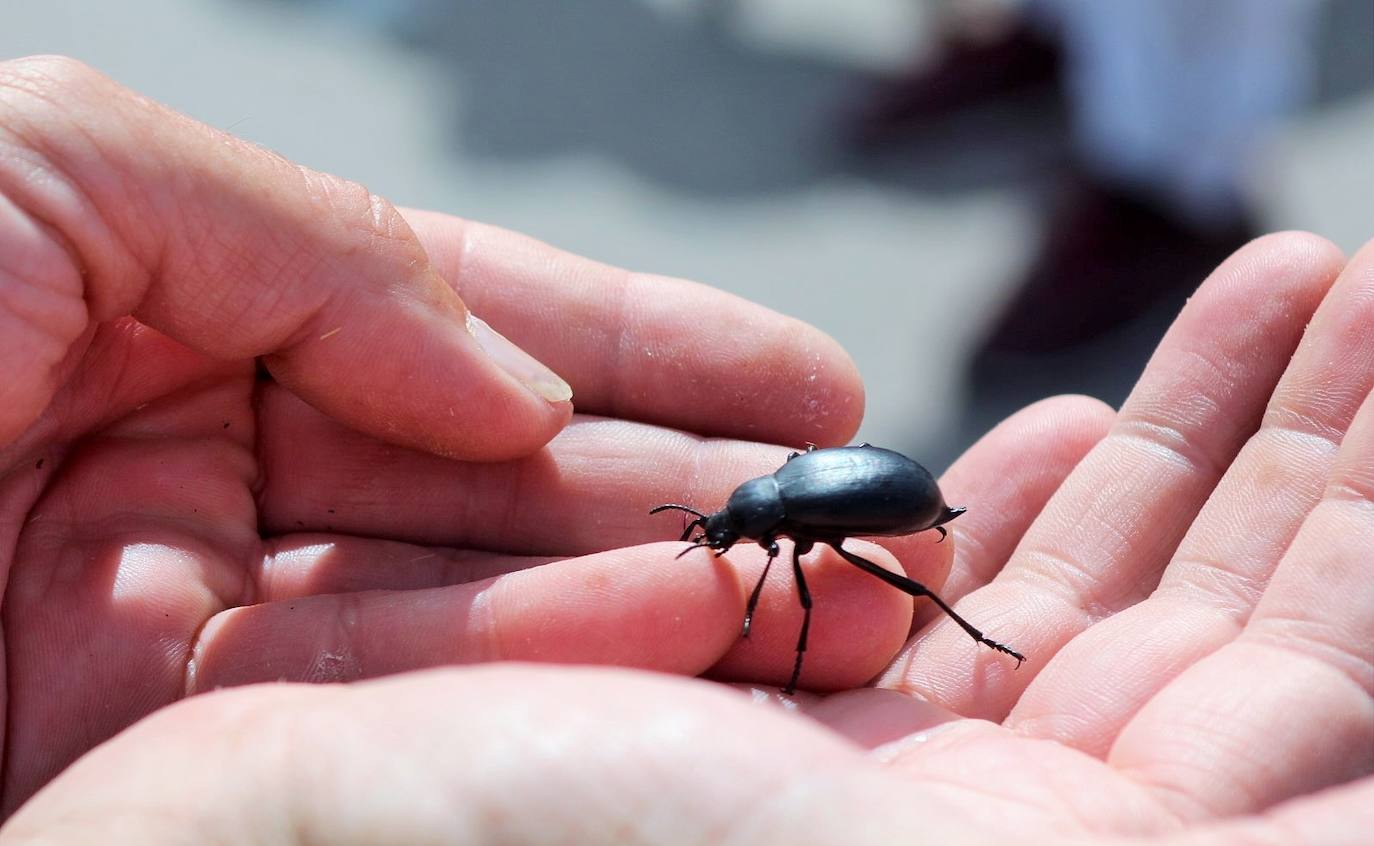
(742, 538), (779, 638)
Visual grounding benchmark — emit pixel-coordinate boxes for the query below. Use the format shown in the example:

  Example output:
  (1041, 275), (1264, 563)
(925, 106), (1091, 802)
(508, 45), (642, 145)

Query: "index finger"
(404, 209), (866, 446)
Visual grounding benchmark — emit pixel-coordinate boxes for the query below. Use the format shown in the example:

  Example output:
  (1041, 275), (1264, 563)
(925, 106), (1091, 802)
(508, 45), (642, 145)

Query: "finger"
(7, 667), (970, 844)
(188, 543), (743, 691)
(257, 382), (789, 551)
(259, 534), (561, 599)
(0, 56), (568, 457)
(196, 538), (917, 695)
(257, 536), (924, 696)
(403, 209), (865, 446)
(1010, 237), (1371, 755)
(881, 232), (1343, 718)
(910, 394), (1114, 630)
(1109, 384), (1374, 820)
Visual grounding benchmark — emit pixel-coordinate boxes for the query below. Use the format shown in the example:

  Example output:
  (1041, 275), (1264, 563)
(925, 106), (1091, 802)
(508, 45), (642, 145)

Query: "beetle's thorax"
(723, 475), (786, 539)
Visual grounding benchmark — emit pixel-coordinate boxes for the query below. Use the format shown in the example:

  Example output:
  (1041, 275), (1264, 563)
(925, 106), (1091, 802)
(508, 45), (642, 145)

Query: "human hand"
(9, 232), (1369, 843)
(0, 55), (890, 812)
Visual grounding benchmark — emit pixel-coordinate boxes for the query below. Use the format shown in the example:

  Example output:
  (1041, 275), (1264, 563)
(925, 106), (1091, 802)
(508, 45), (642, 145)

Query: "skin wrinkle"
(1112, 419), (1230, 486)
(440, 214), (474, 305)
(1263, 402), (1357, 446)
(1253, 423), (1342, 468)
(948, 521), (990, 586)
(7, 61), (159, 320)
(179, 221), (300, 343)
(1016, 544), (1112, 615)
(476, 579), (509, 666)
(1164, 555), (1270, 616)
(1325, 477), (1374, 506)
(324, 591), (366, 683)
(494, 445), (535, 553)
(1246, 617), (1374, 696)
(0, 170), (89, 388)
(1123, 710), (1280, 809)
(0, 206), (79, 316)
(603, 266), (637, 424)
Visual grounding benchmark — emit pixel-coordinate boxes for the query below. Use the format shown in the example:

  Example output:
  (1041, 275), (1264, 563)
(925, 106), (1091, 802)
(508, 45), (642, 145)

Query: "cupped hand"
(8, 232), (1371, 844)
(0, 55), (904, 812)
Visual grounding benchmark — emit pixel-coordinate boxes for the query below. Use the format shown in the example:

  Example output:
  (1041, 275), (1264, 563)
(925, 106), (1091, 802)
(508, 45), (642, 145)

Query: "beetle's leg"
(858, 442), (871, 448)
(934, 526), (948, 543)
(829, 543), (1025, 667)
(743, 539), (780, 638)
(783, 543), (814, 696)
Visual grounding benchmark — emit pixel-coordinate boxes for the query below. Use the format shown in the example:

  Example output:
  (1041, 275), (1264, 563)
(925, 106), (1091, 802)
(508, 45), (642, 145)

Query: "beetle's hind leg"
(829, 543), (1025, 666)
(743, 539), (780, 638)
(783, 542), (813, 696)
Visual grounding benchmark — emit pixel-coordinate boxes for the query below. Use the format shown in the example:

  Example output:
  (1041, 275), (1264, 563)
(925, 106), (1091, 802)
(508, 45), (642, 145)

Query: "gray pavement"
(4, 0), (1371, 465)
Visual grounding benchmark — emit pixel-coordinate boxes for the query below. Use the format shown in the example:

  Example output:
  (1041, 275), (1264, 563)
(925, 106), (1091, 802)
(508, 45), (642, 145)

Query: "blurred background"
(5, 0), (1371, 468)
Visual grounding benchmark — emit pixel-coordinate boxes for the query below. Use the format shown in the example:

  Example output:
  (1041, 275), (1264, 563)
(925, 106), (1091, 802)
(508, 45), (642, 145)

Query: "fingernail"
(466, 314), (572, 403)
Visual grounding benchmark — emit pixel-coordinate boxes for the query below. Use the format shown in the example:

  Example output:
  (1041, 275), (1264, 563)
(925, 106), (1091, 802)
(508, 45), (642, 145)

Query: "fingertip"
(1016, 394), (1116, 453)
(1241, 230), (1346, 274)
(1204, 231), (1345, 315)
(488, 542), (745, 674)
(264, 278), (573, 462)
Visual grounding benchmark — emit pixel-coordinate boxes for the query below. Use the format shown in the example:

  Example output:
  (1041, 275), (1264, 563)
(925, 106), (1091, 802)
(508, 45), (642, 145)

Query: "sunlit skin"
(1, 57), (1371, 843)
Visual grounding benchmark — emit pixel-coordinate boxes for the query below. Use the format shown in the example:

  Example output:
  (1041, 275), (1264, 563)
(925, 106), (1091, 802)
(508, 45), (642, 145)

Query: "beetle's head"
(648, 504), (739, 557)
(698, 512), (740, 552)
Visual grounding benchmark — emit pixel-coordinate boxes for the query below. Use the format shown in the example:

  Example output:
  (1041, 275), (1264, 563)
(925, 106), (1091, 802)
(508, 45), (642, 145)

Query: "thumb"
(0, 56), (570, 459)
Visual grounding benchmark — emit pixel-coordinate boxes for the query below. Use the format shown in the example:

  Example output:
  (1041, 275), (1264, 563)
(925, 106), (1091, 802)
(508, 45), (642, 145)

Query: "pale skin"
(0, 56), (1369, 843)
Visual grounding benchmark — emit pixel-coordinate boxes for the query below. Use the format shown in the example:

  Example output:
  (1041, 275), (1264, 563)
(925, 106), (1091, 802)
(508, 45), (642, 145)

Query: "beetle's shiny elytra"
(652, 444), (1024, 695)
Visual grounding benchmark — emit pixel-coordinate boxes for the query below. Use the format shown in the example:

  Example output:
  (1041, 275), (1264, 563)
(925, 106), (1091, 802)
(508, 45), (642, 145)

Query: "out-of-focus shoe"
(853, 21), (1062, 146)
(975, 177), (1259, 356)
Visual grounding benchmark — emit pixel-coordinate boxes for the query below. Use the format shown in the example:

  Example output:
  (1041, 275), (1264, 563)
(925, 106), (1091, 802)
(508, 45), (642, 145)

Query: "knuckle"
(298, 169), (418, 254)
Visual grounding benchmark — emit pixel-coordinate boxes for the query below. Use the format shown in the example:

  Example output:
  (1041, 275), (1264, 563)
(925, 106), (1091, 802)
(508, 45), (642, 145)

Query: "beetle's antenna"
(650, 504), (707, 519)
(651, 504), (710, 541)
(677, 518), (707, 542)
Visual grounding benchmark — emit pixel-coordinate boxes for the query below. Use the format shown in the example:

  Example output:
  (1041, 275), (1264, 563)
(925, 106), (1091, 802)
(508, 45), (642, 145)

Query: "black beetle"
(651, 443), (1024, 695)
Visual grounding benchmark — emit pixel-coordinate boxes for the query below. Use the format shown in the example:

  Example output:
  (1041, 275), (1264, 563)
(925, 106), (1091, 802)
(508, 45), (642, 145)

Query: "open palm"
(13, 235), (1372, 846)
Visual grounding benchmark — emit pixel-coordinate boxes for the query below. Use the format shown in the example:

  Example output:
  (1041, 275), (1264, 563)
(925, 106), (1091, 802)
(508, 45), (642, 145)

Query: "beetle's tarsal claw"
(935, 526), (948, 543)
(985, 640), (1026, 666)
